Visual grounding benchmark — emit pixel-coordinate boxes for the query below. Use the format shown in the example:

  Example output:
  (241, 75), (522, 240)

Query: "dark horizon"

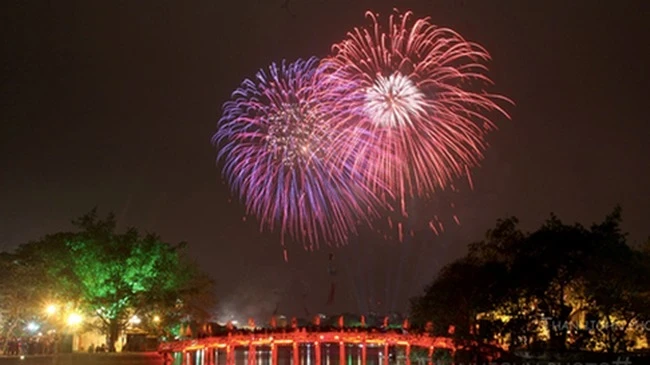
(1, 0), (649, 322)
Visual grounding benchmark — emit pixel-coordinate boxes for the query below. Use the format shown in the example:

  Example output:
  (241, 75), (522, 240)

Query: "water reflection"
(170, 343), (424, 365)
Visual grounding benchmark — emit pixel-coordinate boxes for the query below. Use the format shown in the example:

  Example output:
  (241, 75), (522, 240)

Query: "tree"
(0, 252), (46, 351)
(511, 215), (592, 351)
(410, 258), (508, 339)
(411, 217), (523, 351)
(2, 209), (215, 351)
(410, 207), (650, 354)
(579, 208), (649, 352)
(64, 209), (215, 350)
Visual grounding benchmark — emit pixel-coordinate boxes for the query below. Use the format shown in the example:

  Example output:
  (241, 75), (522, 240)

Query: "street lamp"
(67, 313), (83, 326)
(26, 322), (40, 332)
(45, 304), (57, 316)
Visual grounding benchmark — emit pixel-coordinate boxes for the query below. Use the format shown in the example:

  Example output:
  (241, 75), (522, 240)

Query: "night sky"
(1, 1), (649, 323)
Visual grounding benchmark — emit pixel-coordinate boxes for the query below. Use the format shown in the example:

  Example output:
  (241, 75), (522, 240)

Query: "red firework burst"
(319, 10), (512, 205)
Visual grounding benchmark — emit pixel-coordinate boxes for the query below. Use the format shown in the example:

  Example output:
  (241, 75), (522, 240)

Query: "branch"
(96, 312), (110, 327)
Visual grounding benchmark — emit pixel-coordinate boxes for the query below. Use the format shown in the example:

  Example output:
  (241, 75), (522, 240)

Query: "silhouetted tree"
(411, 207), (650, 354)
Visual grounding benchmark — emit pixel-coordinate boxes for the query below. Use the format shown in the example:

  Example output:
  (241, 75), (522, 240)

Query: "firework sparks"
(319, 10), (512, 204)
(364, 73), (427, 128)
(213, 11), (512, 248)
(214, 58), (380, 249)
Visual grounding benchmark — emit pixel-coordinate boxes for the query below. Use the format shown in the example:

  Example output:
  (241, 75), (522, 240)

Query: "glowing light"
(67, 313), (83, 326)
(212, 10), (512, 248)
(265, 102), (327, 168)
(26, 322), (39, 332)
(153, 315), (161, 323)
(45, 304), (57, 315)
(214, 57), (381, 248)
(319, 9), (512, 202)
(364, 73), (426, 128)
(158, 330), (473, 355)
(129, 315), (141, 325)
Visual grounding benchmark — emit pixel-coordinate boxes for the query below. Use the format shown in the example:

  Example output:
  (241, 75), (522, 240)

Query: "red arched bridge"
(158, 328), (502, 365)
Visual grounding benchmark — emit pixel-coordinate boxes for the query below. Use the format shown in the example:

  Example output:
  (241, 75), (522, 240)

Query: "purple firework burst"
(213, 57), (380, 249)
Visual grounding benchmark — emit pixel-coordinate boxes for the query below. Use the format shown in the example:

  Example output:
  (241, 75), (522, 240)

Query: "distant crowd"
(1, 335), (58, 356)
(87, 343), (108, 353)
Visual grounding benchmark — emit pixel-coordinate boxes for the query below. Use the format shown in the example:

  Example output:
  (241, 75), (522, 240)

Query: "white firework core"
(364, 72), (427, 128)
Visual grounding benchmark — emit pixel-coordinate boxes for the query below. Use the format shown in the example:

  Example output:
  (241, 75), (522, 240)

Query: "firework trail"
(318, 10), (512, 209)
(213, 57), (380, 249)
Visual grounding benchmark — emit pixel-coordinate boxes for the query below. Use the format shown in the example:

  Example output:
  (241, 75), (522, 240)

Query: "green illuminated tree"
(58, 209), (215, 350)
(11, 209), (216, 351)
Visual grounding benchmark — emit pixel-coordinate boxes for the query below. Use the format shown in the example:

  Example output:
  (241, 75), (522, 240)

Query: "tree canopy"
(410, 207), (650, 354)
(0, 209), (215, 351)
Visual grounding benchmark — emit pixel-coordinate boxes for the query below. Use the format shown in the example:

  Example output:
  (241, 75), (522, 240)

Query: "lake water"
(169, 344), (428, 365)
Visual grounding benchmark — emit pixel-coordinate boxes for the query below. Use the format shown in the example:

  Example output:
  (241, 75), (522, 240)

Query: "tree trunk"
(2, 320), (18, 354)
(108, 318), (120, 352)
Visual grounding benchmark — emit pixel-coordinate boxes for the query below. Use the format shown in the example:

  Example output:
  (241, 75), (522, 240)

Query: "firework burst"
(213, 57), (379, 249)
(319, 10), (512, 204)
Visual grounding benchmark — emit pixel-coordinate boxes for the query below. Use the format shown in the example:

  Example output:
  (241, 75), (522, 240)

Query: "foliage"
(0, 252), (45, 343)
(0, 209), (215, 351)
(410, 206), (650, 353)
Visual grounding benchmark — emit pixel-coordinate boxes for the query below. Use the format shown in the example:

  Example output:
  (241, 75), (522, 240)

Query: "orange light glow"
(159, 330), (461, 354)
